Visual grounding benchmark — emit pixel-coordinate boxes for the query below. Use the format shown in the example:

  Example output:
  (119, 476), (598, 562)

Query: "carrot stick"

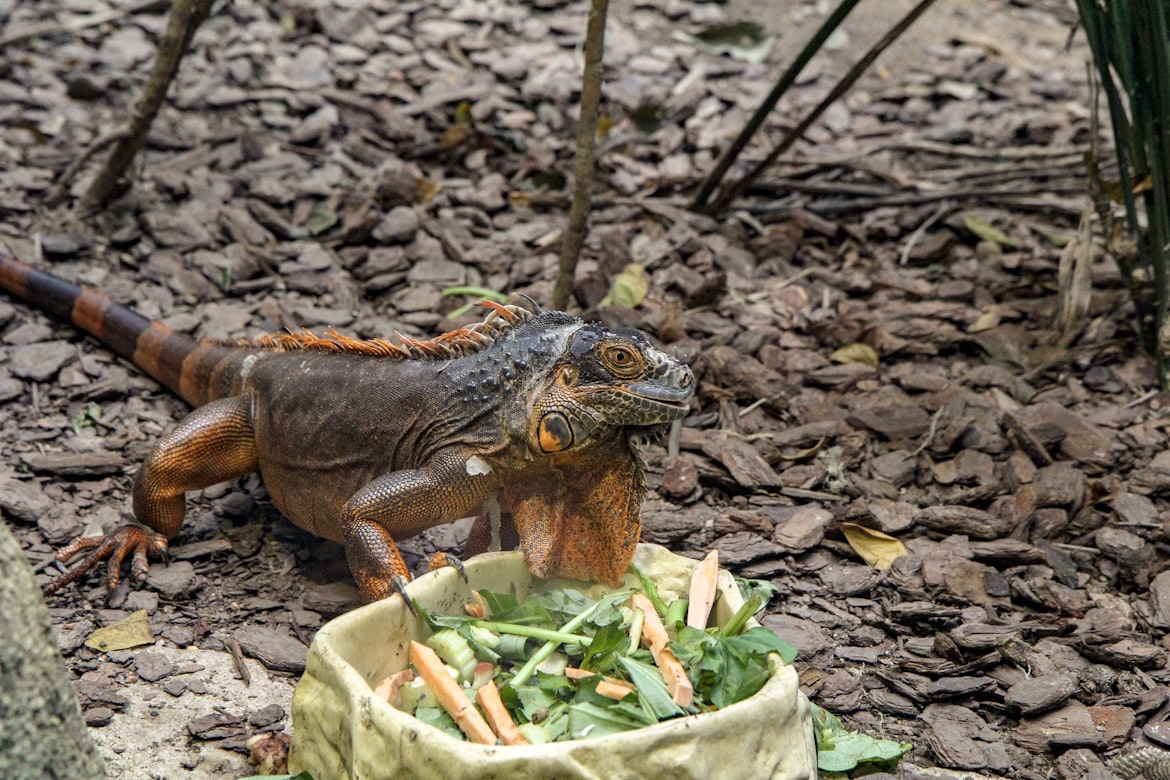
(476, 681), (529, 745)
(686, 550), (720, 629)
(373, 668), (414, 707)
(409, 641), (496, 744)
(630, 594), (694, 706)
(564, 667), (637, 700)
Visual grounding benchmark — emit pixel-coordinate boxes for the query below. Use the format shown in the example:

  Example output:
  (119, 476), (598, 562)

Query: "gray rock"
(0, 475), (55, 524)
(372, 204), (423, 244)
(771, 506), (831, 553)
(9, 341), (75, 381)
(135, 651), (176, 682)
(233, 627), (308, 674)
(301, 582), (363, 617)
(1005, 673), (1078, 715)
(1150, 570), (1170, 628)
(1114, 491), (1158, 525)
(145, 562), (202, 600)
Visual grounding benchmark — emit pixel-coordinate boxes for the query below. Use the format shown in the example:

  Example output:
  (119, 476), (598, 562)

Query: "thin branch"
(77, 0), (214, 213)
(710, 0), (942, 214)
(689, 0), (863, 214)
(551, 0), (609, 311)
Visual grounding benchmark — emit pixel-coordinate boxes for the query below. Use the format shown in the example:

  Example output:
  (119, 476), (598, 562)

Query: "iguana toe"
(427, 551), (468, 582)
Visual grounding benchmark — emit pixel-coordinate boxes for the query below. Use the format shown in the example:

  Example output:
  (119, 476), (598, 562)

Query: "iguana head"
(527, 322), (694, 455)
(500, 320), (693, 586)
(439, 307), (695, 586)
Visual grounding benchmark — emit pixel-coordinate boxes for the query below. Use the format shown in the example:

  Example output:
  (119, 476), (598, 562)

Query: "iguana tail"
(0, 251), (231, 406)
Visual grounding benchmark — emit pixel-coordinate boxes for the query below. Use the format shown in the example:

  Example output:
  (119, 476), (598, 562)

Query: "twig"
(225, 638), (251, 686)
(78, 0), (214, 213)
(710, 0), (943, 214)
(899, 203), (952, 266)
(551, 0), (609, 311)
(45, 129), (132, 207)
(1126, 389), (1159, 408)
(912, 407), (945, 456)
(690, 0), (864, 213)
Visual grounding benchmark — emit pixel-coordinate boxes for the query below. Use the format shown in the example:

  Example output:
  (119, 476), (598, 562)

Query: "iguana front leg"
(341, 447), (499, 601)
(46, 396), (259, 595)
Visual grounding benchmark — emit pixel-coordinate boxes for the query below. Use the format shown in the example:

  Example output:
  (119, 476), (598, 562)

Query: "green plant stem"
(718, 594), (763, 638)
(690, 0), (863, 214)
(508, 590), (631, 688)
(473, 621), (591, 646)
(627, 606), (644, 655)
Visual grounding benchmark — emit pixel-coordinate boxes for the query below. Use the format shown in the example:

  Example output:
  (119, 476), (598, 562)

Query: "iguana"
(0, 252), (694, 601)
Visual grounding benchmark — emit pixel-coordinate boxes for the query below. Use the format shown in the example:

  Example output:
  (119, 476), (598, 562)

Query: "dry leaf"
(967, 310), (1001, 333)
(963, 213), (1016, 247)
(415, 177), (443, 203)
(1055, 206), (1093, 348)
(85, 609), (154, 652)
(841, 523), (907, 570)
(600, 263), (649, 308)
(777, 436), (827, 461)
(830, 343), (879, 368)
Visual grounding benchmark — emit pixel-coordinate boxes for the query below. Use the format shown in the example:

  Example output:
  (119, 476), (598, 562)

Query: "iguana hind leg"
(341, 447), (497, 601)
(46, 396), (258, 595)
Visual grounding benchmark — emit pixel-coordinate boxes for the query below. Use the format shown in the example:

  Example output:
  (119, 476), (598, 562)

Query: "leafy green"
(811, 703), (912, 772)
(618, 656), (685, 720)
(567, 702), (646, 739)
(414, 706), (463, 740)
(736, 576), (780, 605)
(628, 564), (667, 616)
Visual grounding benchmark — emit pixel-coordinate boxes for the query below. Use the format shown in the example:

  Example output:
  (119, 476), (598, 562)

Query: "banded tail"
(0, 252), (215, 405)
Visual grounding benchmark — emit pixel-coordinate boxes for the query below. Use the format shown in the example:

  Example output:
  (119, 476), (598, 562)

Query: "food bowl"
(289, 544), (816, 780)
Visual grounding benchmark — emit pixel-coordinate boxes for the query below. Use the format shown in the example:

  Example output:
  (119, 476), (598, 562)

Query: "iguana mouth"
(628, 383), (693, 404)
(625, 384), (693, 420)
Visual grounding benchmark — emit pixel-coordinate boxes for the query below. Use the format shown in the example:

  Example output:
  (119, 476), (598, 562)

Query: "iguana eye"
(601, 343), (643, 376)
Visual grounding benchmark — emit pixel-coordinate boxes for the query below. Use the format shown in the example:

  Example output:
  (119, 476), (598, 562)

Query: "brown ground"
(1, 0), (1165, 778)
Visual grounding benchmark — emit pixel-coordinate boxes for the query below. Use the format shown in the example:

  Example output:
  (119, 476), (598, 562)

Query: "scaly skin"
(0, 253), (694, 600)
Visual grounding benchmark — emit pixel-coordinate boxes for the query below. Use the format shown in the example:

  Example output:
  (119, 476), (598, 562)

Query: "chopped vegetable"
(631, 594), (693, 707)
(409, 641), (496, 744)
(426, 629), (477, 682)
(565, 667), (636, 701)
(476, 681), (529, 745)
(373, 668), (414, 707)
(464, 590), (488, 618)
(687, 550), (720, 629)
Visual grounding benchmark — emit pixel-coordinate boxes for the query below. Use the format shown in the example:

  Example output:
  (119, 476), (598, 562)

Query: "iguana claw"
(391, 575), (417, 616)
(43, 525), (168, 596)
